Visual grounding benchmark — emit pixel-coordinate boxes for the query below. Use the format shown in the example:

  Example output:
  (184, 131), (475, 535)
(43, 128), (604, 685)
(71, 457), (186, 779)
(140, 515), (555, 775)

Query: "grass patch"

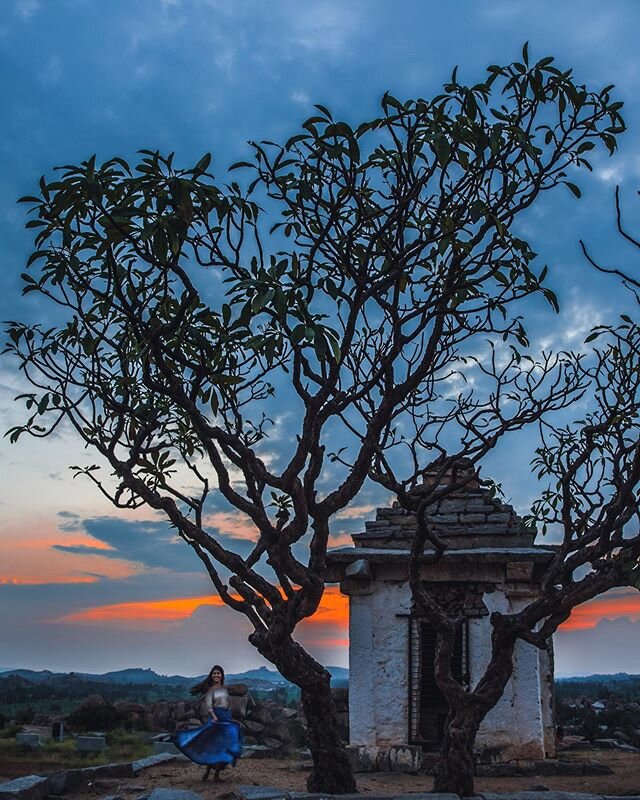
(0, 730), (154, 778)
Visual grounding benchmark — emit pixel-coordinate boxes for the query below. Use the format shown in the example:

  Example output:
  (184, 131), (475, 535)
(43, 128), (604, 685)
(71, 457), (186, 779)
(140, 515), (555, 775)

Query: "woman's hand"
(209, 712), (218, 723)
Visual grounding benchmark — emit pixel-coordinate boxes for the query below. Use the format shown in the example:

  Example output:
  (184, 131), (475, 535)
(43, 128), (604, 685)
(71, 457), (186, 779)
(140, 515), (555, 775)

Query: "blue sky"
(1, 0), (640, 677)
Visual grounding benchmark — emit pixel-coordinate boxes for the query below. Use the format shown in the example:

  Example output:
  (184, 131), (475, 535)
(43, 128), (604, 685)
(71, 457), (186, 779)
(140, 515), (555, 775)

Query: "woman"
(173, 664), (243, 781)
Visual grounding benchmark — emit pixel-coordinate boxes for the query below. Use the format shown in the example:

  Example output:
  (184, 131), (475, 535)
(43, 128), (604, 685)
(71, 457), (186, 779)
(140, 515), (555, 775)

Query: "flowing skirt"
(173, 708), (243, 766)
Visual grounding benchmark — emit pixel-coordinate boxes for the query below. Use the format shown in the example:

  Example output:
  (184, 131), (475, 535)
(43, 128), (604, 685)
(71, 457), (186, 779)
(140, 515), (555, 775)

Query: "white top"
(205, 685), (230, 714)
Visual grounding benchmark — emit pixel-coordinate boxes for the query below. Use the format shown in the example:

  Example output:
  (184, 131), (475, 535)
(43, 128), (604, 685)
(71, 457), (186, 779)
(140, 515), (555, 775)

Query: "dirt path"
(58, 750), (640, 799)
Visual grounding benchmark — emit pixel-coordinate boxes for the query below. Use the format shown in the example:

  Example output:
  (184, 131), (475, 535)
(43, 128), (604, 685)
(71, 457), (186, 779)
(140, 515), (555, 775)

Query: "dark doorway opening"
(410, 619), (468, 747)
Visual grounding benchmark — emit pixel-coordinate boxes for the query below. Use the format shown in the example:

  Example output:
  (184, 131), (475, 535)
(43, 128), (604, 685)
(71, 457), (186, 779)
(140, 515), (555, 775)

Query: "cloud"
(52, 516), (206, 572)
(559, 587), (640, 631)
(39, 55), (63, 87)
(287, 2), (360, 56)
(15, 0), (40, 19)
(291, 90), (310, 106)
(556, 615), (640, 677)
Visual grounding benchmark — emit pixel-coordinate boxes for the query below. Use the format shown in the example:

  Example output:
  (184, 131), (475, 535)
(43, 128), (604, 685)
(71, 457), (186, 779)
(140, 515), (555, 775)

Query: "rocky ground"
(54, 750), (640, 800)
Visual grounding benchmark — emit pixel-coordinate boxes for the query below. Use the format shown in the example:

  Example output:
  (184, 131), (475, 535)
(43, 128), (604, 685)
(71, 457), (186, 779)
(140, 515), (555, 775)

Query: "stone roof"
(352, 462), (535, 551)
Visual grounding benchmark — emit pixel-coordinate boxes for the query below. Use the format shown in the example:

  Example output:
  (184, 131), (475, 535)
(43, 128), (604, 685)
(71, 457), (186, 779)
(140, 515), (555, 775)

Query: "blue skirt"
(173, 708), (242, 766)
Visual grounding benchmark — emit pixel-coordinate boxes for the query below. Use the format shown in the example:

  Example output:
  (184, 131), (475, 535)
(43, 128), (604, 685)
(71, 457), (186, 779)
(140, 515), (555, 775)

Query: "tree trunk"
(250, 631), (357, 794)
(301, 679), (357, 793)
(432, 623), (518, 797)
(432, 706), (480, 797)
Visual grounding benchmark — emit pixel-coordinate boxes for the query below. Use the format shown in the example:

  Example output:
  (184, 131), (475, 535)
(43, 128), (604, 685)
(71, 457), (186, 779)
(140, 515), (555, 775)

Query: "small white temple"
(326, 464), (557, 766)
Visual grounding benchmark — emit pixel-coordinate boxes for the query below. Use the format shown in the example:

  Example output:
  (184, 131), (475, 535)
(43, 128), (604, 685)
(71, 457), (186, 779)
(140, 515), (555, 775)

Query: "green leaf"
(564, 181), (581, 199)
(229, 161), (254, 171)
(314, 103), (333, 120)
(194, 153), (212, 175)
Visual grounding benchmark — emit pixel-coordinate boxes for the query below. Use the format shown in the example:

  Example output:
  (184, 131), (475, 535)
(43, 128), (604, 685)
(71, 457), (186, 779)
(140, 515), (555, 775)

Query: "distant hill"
(0, 664), (349, 688)
(557, 673), (639, 683)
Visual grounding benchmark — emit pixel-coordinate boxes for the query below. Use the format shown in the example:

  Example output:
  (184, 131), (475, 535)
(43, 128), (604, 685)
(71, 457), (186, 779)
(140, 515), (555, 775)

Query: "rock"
(234, 788), (291, 800)
(241, 745), (280, 759)
(147, 791), (203, 800)
(76, 735), (107, 752)
(49, 763), (135, 794)
(262, 736), (287, 749)
(152, 741), (180, 755)
(477, 793), (606, 800)
(229, 694), (250, 719)
(388, 744), (422, 774)
(0, 776), (50, 800)
(529, 785), (550, 792)
(80, 694), (107, 707)
(132, 754), (178, 773)
(243, 719), (266, 733)
(345, 744), (380, 772)
(227, 683), (249, 696)
(331, 687), (348, 706)
(115, 701), (147, 714)
(14, 733), (41, 748)
(584, 762), (614, 775)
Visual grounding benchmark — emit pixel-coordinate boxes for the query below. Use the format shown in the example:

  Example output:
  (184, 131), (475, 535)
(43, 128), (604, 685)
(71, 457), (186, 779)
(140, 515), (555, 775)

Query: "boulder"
(229, 694), (250, 719)
(0, 776), (50, 800)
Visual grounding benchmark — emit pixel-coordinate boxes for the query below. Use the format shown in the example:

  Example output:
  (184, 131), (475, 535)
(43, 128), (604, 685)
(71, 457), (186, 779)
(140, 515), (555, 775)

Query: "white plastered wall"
(348, 572), (550, 760)
(348, 580), (411, 746)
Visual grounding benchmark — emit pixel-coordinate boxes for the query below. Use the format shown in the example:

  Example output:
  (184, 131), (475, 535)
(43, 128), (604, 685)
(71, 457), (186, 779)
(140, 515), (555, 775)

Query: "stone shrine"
(326, 464), (557, 766)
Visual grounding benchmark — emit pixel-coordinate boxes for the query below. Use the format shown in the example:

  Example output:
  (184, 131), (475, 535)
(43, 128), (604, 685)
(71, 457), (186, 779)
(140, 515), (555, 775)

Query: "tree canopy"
(4, 50), (629, 793)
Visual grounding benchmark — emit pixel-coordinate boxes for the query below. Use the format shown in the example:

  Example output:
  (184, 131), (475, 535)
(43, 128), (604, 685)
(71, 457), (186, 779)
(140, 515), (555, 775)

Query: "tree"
(374, 310), (640, 794)
(4, 50), (625, 792)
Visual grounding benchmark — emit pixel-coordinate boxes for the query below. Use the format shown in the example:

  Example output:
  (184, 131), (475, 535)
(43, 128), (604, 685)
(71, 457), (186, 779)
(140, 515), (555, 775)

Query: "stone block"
(477, 793), (605, 800)
(431, 514), (460, 524)
(51, 763), (135, 794)
(76, 735), (107, 752)
(345, 744), (380, 772)
(399, 795), (459, 800)
(233, 788), (291, 800)
(458, 513), (487, 524)
(132, 753), (177, 772)
(151, 741), (180, 755)
(485, 513), (512, 524)
(0, 776), (50, 800)
(15, 733), (41, 748)
(388, 744), (422, 773)
(506, 562), (535, 582)
(376, 748), (390, 771)
(147, 791), (203, 800)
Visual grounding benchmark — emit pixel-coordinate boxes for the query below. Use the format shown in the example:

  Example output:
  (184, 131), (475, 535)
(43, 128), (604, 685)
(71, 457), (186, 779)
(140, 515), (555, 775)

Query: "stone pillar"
(347, 592), (376, 746)
(370, 582), (410, 746)
(539, 638), (557, 757)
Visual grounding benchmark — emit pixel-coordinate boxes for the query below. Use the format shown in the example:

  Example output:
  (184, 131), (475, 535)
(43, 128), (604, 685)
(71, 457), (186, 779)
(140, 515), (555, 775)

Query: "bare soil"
(19, 749), (639, 798)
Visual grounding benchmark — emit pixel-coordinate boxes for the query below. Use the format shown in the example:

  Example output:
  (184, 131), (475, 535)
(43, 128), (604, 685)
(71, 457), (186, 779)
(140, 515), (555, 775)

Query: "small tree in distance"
(4, 48), (627, 793)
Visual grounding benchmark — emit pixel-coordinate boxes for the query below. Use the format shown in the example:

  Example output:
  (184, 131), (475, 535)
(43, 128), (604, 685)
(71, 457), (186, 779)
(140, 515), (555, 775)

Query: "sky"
(1, 0), (640, 679)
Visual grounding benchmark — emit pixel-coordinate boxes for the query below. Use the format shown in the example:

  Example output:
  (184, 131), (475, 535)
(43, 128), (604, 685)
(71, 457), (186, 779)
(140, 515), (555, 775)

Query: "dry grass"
(0, 731), (153, 779)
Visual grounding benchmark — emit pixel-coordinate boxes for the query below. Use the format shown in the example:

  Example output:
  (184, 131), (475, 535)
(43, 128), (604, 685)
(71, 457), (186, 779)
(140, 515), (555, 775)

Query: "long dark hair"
(190, 664), (225, 696)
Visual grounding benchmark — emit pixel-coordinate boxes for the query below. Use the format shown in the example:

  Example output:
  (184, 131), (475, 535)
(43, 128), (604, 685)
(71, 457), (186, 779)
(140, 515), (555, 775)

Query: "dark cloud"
(52, 516), (258, 573)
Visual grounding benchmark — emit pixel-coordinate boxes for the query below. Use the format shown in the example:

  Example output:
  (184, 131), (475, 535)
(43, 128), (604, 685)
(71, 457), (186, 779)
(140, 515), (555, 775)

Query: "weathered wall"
(349, 580), (411, 747)
(348, 572), (553, 761)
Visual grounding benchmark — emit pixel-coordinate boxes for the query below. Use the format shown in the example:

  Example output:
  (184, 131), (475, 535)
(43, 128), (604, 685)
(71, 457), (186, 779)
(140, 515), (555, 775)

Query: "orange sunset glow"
(558, 590), (640, 631)
(55, 585), (351, 628)
(51, 585), (640, 634)
(0, 520), (134, 585)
